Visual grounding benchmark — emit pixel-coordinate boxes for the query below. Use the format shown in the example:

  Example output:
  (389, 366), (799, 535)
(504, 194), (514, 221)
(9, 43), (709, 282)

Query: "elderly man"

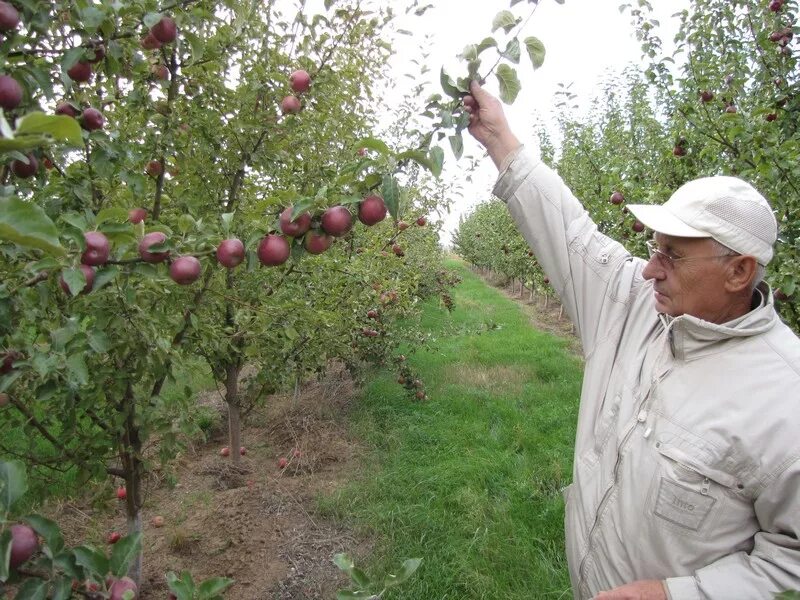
(463, 81), (800, 600)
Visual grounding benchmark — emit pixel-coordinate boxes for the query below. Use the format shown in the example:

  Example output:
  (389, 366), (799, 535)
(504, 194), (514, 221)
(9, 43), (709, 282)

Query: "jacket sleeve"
(665, 458), (800, 599)
(492, 149), (645, 357)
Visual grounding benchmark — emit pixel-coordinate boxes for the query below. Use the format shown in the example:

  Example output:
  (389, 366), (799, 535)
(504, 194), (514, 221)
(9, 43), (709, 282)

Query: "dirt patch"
(446, 363), (529, 395)
(476, 270), (584, 357)
(45, 364), (372, 599)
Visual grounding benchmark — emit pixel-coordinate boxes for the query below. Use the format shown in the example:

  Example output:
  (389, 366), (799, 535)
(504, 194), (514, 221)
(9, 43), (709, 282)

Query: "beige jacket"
(493, 150), (800, 600)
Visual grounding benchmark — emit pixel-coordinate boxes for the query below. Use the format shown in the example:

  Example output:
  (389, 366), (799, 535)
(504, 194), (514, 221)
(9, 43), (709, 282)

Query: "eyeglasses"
(645, 239), (738, 270)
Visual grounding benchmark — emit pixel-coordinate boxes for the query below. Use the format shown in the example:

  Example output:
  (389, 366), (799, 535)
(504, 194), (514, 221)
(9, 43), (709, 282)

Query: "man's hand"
(593, 580), (668, 600)
(462, 81), (521, 169)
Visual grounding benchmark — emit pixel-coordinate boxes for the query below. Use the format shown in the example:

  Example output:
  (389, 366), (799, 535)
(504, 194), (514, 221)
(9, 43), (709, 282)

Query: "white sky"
(377, 0), (690, 245)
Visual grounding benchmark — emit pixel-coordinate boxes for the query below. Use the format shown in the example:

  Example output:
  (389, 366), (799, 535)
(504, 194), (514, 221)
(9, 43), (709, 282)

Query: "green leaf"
(336, 591), (373, 600)
(449, 134), (464, 160)
(476, 37), (498, 54)
(354, 137), (391, 155)
(524, 36), (546, 69)
(66, 354), (89, 386)
(381, 175), (400, 220)
(92, 266), (119, 292)
(428, 147), (444, 178)
(440, 68), (462, 99)
(61, 268), (88, 297)
(0, 460), (27, 514)
(492, 10), (517, 33)
(166, 571), (194, 600)
(109, 532), (141, 578)
(395, 149), (436, 174)
(96, 208), (129, 224)
(503, 38), (521, 64)
(383, 558), (422, 588)
(50, 576), (73, 600)
(349, 567), (370, 589)
(87, 331), (110, 353)
(0, 196), (65, 256)
(73, 545), (109, 578)
(458, 44), (478, 61)
(197, 576), (235, 598)
(333, 553), (355, 574)
(290, 197), (315, 221)
(15, 113), (83, 147)
(24, 515), (64, 554)
(496, 64), (521, 104)
(0, 528), (11, 582)
(14, 577), (48, 600)
(775, 593), (800, 600)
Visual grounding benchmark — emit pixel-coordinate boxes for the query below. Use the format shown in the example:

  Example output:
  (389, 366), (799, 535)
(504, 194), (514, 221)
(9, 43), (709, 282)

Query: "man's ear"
(725, 255), (758, 293)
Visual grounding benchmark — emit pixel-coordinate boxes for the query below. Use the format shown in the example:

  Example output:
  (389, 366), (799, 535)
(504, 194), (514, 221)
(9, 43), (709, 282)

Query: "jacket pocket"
(650, 442), (737, 534)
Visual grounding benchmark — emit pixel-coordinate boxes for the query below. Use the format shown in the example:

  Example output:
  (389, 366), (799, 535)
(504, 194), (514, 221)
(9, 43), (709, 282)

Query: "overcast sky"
(376, 0), (690, 244)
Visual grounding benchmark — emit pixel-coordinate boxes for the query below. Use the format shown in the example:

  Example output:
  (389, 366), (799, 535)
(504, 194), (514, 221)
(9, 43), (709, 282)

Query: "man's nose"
(642, 254), (665, 281)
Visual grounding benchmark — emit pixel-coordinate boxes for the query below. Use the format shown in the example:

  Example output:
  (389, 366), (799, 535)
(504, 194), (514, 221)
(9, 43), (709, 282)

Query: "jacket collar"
(659, 283), (778, 361)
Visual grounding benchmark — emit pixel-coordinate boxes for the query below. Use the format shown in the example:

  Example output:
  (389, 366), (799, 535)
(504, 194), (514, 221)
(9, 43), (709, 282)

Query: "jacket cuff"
(664, 576), (705, 600)
(492, 147), (540, 202)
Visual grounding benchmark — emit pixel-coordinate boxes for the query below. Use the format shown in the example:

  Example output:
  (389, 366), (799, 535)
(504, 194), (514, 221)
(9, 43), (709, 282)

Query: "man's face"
(642, 233), (736, 322)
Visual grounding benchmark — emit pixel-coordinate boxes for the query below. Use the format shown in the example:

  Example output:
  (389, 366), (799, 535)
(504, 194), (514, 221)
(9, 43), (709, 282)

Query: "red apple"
(357, 148), (367, 157)
(145, 160), (162, 177)
(392, 244), (404, 257)
(220, 447), (230, 457)
(0, 75), (22, 111)
(257, 234), (290, 266)
(304, 231), (333, 255)
(109, 577), (137, 600)
(700, 90), (714, 103)
(9, 525), (38, 570)
(673, 145), (687, 157)
(358, 195), (387, 226)
(321, 206), (352, 237)
(0, 351), (20, 374)
(151, 16), (177, 43)
(11, 154), (38, 178)
(116, 486), (126, 500)
(610, 191), (624, 205)
(0, 1), (19, 31)
(769, 0), (783, 11)
(151, 515), (164, 528)
(138, 231), (169, 263)
(367, 309), (378, 319)
(60, 264), (95, 295)
(416, 216), (426, 226)
(169, 256), (201, 285)
(289, 69), (311, 93)
(725, 104), (737, 114)
(0, 393), (9, 407)
(280, 95), (301, 115)
(55, 102), (78, 117)
(67, 61), (92, 83)
(81, 231), (110, 266)
(152, 64), (169, 81)
(43, 157), (54, 170)
(80, 107), (104, 131)
(543, 277), (550, 284)
(397, 221), (409, 231)
(128, 208), (147, 224)
(239, 447), (246, 456)
(632, 220), (645, 233)
(107, 532), (121, 545)
(766, 112), (778, 122)
(277, 457), (288, 469)
(362, 328), (378, 337)
(279, 206), (312, 237)
(216, 238), (245, 268)
(415, 391), (426, 400)
(140, 32), (162, 50)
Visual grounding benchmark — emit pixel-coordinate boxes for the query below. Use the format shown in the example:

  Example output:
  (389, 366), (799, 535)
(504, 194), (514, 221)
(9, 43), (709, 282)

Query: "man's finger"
(468, 79), (493, 103)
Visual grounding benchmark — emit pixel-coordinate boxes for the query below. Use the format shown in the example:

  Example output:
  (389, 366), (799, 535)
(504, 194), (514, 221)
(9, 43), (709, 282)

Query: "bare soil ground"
(45, 270), (577, 600)
(48, 365), (370, 599)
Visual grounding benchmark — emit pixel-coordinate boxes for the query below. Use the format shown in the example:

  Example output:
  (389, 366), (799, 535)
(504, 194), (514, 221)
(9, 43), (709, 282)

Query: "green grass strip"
(320, 259), (583, 599)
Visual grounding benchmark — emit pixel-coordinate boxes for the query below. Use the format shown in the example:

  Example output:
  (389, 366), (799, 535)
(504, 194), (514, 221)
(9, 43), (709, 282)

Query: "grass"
(318, 259), (584, 599)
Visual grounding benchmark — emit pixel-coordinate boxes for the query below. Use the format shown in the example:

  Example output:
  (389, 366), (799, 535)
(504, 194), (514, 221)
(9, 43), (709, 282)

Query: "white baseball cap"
(627, 176), (778, 265)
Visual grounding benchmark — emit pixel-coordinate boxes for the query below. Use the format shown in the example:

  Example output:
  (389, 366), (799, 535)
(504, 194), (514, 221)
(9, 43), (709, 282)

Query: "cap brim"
(626, 204), (709, 238)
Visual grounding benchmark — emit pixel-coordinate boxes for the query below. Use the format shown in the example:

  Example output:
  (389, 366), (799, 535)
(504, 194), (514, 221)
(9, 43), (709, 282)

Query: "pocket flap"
(655, 442), (738, 489)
